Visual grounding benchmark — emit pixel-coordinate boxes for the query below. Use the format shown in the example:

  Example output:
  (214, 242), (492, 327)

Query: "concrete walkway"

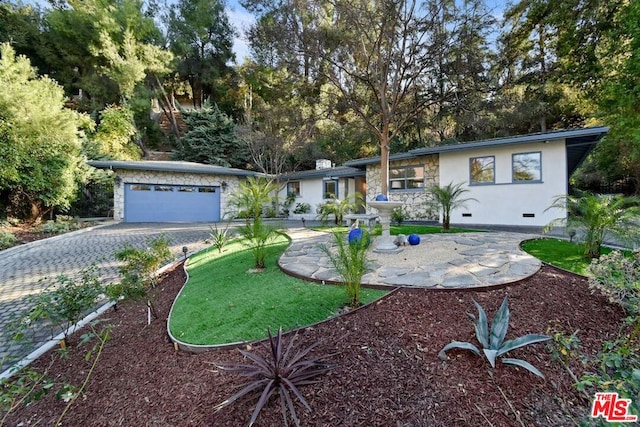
(279, 228), (542, 288)
(0, 222), (216, 371)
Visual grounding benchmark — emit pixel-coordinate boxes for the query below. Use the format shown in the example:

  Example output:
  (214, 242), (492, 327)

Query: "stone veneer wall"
(112, 169), (243, 221)
(365, 154), (440, 220)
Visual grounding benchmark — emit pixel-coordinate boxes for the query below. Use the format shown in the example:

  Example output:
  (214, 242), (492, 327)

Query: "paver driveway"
(0, 222), (216, 372)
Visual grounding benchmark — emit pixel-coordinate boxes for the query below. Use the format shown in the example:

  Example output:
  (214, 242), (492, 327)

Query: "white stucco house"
(90, 126), (608, 227)
(281, 126), (609, 227)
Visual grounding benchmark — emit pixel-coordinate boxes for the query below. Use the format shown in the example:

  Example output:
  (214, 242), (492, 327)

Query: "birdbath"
(369, 200), (403, 253)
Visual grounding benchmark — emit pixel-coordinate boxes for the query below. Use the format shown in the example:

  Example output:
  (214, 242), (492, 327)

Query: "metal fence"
(60, 182), (114, 219)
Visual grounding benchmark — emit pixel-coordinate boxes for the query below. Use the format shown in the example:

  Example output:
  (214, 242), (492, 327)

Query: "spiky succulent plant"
(438, 297), (551, 378)
(213, 328), (333, 426)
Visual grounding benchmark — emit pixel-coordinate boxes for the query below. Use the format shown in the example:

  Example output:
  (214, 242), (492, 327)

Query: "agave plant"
(438, 297), (551, 378)
(213, 328), (333, 426)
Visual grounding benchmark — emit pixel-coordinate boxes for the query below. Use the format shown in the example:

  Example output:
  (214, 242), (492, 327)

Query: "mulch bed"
(2, 262), (624, 426)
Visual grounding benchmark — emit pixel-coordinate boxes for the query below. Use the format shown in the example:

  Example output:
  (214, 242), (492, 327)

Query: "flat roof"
(88, 160), (263, 177)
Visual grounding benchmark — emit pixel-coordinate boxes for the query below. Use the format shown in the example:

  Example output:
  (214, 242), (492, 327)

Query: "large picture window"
(470, 156), (495, 184)
(513, 152), (542, 182)
(389, 166), (425, 191)
(323, 179), (338, 198)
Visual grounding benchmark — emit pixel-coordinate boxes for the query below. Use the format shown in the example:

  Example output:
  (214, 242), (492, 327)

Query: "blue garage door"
(124, 184), (220, 222)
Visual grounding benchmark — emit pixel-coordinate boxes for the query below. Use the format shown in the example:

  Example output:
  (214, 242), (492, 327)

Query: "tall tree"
(165, 0), (236, 111)
(0, 44), (91, 222)
(173, 102), (250, 168)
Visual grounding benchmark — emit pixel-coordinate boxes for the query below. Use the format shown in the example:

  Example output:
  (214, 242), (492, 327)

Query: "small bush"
(588, 250), (640, 317)
(106, 235), (172, 302)
(0, 230), (16, 250)
(13, 267), (104, 345)
(293, 202), (311, 214)
(37, 216), (81, 235)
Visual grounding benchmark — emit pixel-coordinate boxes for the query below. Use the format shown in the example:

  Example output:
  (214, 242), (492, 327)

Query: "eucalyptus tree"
(244, 0), (487, 195)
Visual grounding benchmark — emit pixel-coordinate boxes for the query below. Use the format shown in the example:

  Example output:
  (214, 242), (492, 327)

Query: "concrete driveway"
(0, 222), (217, 371)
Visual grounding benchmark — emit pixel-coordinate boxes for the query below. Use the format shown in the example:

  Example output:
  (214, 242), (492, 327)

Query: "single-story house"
(277, 162), (366, 218)
(90, 126), (608, 226)
(279, 126), (609, 227)
(88, 160), (261, 222)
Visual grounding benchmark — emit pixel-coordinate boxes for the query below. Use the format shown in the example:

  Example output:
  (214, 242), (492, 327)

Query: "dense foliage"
(2, 0), (640, 221)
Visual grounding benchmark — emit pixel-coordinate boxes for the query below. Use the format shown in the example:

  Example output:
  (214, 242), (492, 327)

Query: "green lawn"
(313, 224), (479, 235)
(168, 234), (387, 345)
(520, 238), (623, 276)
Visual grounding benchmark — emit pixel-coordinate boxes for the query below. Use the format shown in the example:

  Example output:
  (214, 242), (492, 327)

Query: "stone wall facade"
(365, 154), (440, 220)
(113, 169), (243, 221)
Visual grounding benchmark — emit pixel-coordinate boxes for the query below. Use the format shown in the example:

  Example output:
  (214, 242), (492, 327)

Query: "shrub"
(588, 250), (640, 318)
(391, 206), (409, 225)
(106, 235), (172, 318)
(13, 267), (104, 346)
(214, 328), (333, 427)
(0, 231), (16, 250)
(293, 202), (311, 214)
(438, 297), (551, 378)
(37, 216), (82, 235)
(320, 230), (370, 308)
(317, 194), (364, 225)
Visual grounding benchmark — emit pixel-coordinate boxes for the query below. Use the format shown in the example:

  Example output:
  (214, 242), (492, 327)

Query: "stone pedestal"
(369, 200), (403, 253)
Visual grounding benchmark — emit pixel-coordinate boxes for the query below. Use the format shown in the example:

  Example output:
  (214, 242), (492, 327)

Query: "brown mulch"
(2, 262), (624, 426)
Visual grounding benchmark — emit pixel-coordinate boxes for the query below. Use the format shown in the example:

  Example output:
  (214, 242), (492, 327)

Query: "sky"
(23, 0), (507, 64)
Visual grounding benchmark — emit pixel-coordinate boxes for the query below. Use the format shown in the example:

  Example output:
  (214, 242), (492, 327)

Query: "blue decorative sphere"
(348, 228), (370, 247)
(375, 194), (389, 201)
(408, 234), (421, 245)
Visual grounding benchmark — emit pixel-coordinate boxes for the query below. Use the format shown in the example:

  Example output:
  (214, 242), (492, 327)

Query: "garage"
(124, 184), (220, 222)
(88, 160), (259, 223)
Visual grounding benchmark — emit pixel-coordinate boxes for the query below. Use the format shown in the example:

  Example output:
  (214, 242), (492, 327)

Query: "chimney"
(315, 159), (332, 170)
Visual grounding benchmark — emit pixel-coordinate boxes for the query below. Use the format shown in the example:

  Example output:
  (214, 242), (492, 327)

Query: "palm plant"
(227, 177), (278, 222)
(438, 297), (551, 378)
(213, 328), (333, 427)
(318, 193), (365, 225)
(228, 177), (279, 269)
(544, 191), (640, 258)
(320, 231), (369, 308)
(427, 182), (476, 231)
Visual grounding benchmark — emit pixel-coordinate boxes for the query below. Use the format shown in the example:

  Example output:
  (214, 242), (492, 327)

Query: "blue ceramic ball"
(408, 234), (421, 245)
(348, 228), (370, 247)
(375, 194), (388, 201)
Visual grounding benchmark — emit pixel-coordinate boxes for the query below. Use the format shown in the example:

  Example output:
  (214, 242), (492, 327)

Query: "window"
(389, 166), (425, 191)
(323, 179), (338, 198)
(130, 185), (151, 191)
(178, 186), (195, 192)
(512, 152), (541, 182)
(287, 181), (301, 196)
(199, 187), (216, 193)
(470, 156), (495, 184)
(154, 185), (173, 192)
